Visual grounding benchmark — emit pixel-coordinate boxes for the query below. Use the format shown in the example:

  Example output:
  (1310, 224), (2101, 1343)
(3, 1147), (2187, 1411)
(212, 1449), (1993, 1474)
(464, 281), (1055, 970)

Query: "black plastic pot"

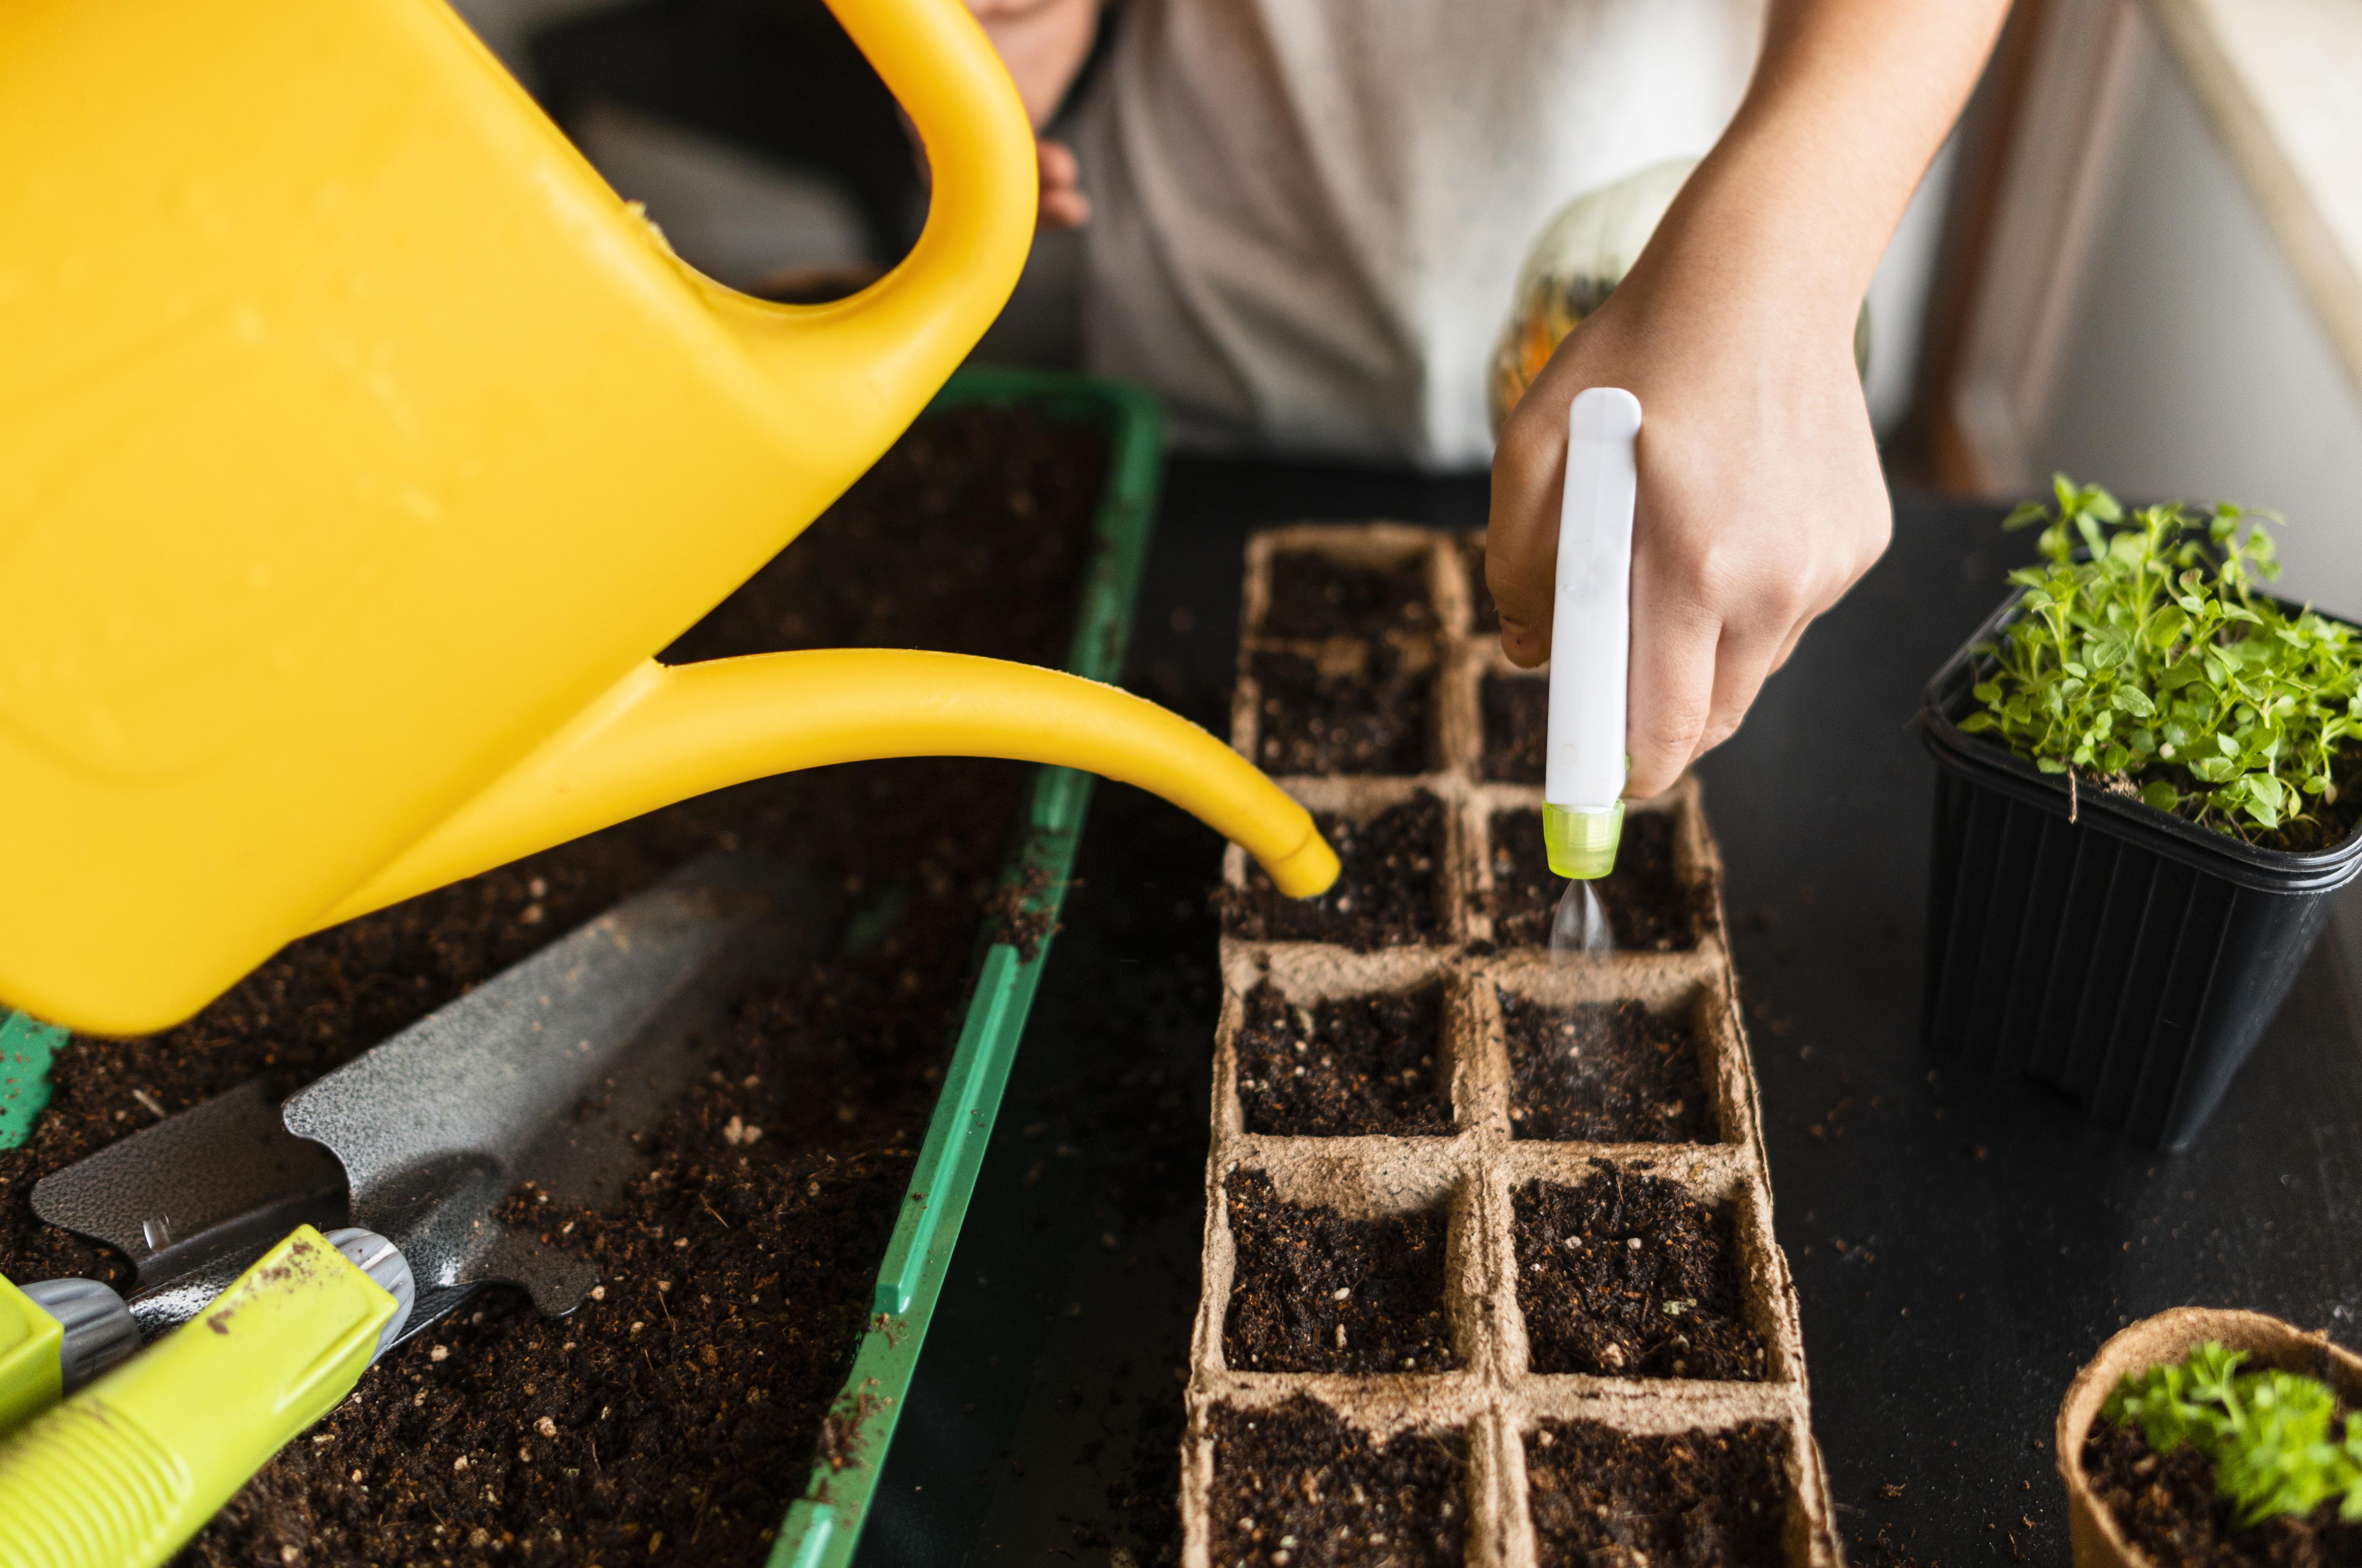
(1920, 591), (2362, 1149)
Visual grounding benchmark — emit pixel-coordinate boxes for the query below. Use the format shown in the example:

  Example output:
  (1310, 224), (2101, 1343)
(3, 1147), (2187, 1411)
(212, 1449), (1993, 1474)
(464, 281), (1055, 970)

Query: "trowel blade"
(281, 852), (828, 1325)
(29, 1077), (348, 1339)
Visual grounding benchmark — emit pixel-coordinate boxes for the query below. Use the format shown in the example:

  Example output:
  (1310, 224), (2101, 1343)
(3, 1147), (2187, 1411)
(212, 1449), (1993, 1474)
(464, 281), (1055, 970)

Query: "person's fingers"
(1624, 563), (1722, 800)
(1037, 139), (1090, 229)
(1484, 398), (1566, 668)
(1689, 624), (1784, 768)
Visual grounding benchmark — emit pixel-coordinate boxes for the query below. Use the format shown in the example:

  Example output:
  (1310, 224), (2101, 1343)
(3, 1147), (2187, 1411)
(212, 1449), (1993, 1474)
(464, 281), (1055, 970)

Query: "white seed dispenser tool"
(1542, 385), (1641, 882)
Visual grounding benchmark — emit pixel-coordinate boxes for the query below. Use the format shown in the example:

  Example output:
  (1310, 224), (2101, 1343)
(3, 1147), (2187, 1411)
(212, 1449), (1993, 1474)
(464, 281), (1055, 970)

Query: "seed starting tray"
(1192, 524), (1837, 1568)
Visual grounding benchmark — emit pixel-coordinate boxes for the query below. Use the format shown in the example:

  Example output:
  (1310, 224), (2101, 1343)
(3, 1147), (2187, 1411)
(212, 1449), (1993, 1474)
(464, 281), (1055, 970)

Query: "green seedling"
(2105, 1340), (2362, 1528)
(1961, 475), (2362, 844)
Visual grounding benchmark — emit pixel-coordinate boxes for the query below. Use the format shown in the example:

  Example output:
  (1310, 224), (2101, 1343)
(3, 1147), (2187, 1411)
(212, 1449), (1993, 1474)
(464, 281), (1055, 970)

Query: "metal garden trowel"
(0, 853), (827, 1566)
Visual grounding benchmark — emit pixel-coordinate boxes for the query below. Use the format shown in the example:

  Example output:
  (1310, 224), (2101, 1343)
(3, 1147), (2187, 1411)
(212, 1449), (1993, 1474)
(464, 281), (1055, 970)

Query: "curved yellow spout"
(312, 653), (1340, 931)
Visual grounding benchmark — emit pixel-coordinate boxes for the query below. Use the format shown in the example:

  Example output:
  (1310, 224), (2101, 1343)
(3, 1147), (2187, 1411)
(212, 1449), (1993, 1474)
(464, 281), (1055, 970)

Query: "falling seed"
(429, 1345), (448, 1362)
(1627, 1236), (1642, 1250)
(1331, 1287), (1350, 1301)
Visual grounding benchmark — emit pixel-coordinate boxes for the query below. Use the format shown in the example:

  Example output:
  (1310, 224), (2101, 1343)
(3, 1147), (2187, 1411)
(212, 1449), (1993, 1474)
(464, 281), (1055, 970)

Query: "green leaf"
(2143, 781), (2179, 812)
(1958, 713), (1997, 734)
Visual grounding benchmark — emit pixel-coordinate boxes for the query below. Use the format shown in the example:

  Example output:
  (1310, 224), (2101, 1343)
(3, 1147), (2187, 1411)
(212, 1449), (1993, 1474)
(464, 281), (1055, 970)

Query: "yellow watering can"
(0, 0), (1336, 1036)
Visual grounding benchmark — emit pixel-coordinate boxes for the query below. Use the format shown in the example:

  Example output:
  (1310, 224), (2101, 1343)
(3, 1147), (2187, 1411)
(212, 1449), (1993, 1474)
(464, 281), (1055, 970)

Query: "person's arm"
(1486, 0), (2011, 798)
(963, 0), (1103, 228)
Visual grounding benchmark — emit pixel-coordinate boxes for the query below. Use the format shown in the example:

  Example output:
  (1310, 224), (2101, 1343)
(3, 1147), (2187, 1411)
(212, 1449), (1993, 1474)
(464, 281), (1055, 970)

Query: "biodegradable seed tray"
(1192, 524), (1837, 1568)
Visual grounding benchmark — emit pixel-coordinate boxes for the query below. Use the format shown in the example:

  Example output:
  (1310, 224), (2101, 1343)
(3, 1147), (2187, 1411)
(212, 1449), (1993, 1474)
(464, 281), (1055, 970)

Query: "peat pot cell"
(1527, 1420), (1791, 1568)
(1512, 1161), (1764, 1380)
(1225, 794), (1446, 949)
(1481, 674), (1546, 783)
(2083, 1408), (2362, 1568)
(1250, 640), (1437, 776)
(1502, 992), (1717, 1144)
(1460, 535), (1499, 633)
(1236, 981), (1452, 1137)
(1223, 1169), (1460, 1374)
(1210, 1397), (1467, 1568)
(1489, 809), (1707, 952)
(1263, 551), (1437, 640)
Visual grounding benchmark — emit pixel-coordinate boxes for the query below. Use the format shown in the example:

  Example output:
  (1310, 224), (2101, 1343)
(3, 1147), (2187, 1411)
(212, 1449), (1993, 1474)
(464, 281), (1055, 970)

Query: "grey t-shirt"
(1071, 0), (1763, 468)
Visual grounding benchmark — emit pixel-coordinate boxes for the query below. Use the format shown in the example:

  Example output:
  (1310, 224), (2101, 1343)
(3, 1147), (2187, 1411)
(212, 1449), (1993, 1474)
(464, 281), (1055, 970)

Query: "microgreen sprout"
(1961, 475), (2362, 844)
(2104, 1341), (2362, 1528)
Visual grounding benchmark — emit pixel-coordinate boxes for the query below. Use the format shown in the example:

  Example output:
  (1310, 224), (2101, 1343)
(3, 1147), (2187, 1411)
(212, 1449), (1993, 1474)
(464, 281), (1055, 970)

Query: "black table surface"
(852, 458), (2362, 1568)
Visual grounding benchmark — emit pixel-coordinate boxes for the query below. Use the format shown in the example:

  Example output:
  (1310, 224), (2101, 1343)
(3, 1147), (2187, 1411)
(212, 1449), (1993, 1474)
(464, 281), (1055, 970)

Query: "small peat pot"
(1921, 593), (2362, 1150)
(2057, 1306), (2362, 1568)
(1186, 523), (1839, 1567)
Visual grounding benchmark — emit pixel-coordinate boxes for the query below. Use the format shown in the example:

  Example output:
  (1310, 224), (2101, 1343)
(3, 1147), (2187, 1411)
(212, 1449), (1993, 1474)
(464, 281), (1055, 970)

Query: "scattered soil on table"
(1222, 1169), (1459, 1374)
(1461, 535), (1499, 634)
(2083, 1414), (2362, 1568)
(1209, 1397), (1466, 1568)
(1489, 809), (1709, 952)
(1262, 552), (1436, 641)
(1224, 794), (1446, 950)
(1527, 1419), (1790, 1568)
(1250, 640), (1437, 775)
(984, 864), (1063, 963)
(1503, 993), (1717, 1144)
(0, 402), (1108, 1567)
(1512, 1161), (1764, 1380)
(1482, 673), (1547, 783)
(1234, 982), (1451, 1137)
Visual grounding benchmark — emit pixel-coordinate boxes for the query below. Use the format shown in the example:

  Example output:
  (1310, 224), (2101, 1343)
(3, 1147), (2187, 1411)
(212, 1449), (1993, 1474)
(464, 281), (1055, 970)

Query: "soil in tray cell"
(1263, 551), (1436, 641)
(0, 402), (1109, 1567)
(1481, 673), (1546, 783)
(1489, 808), (1708, 952)
(1222, 1169), (1459, 1374)
(1527, 1419), (1790, 1568)
(1503, 993), (1716, 1144)
(1512, 1161), (1764, 1379)
(1235, 982), (1451, 1137)
(2083, 1415), (2362, 1568)
(1251, 639), (1436, 776)
(1224, 794), (1446, 950)
(1209, 1397), (1466, 1568)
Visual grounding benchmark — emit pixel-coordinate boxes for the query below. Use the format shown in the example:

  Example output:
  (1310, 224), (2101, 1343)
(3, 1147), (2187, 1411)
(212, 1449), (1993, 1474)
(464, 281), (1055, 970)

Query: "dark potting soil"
(1527, 1419), (1790, 1568)
(1250, 641), (1436, 776)
(1223, 794), (1446, 950)
(1489, 809), (1710, 952)
(1262, 552), (1436, 642)
(0, 402), (1108, 1567)
(1460, 535), (1499, 634)
(1503, 993), (1717, 1144)
(1482, 673), (1547, 784)
(1512, 1162), (1764, 1380)
(2083, 1415), (2362, 1568)
(1234, 982), (1451, 1138)
(1208, 1397), (1466, 1568)
(1222, 1169), (1459, 1374)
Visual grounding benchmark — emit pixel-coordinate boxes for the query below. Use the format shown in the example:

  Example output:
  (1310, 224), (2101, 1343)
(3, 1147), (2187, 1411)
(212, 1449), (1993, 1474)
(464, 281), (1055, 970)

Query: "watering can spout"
(311, 654), (1342, 931)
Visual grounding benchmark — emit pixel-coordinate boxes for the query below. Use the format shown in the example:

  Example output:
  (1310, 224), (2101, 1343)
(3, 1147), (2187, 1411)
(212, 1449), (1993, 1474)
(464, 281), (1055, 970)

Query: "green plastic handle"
(0, 1225), (393, 1565)
(0, 1278), (61, 1440)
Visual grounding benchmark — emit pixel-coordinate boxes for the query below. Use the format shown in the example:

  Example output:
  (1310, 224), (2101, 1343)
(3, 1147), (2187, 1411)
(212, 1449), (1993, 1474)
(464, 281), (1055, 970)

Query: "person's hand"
(962, 0), (1100, 228)
(1037, 136), (1089, 229)
(1485, 217), (1890, 800)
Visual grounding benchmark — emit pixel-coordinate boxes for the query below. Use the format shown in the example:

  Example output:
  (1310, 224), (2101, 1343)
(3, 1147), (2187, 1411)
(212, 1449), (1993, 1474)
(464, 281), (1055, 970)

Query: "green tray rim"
(766, 366), (1167, 1568)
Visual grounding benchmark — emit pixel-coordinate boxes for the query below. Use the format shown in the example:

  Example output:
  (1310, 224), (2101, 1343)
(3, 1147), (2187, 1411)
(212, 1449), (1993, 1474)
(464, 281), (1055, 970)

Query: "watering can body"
(0, 0), (1042, 1033)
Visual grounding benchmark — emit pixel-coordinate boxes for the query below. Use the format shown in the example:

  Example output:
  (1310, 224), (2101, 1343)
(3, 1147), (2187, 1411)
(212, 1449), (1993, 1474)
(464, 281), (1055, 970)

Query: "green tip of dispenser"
(1543, 801), (1623, 880)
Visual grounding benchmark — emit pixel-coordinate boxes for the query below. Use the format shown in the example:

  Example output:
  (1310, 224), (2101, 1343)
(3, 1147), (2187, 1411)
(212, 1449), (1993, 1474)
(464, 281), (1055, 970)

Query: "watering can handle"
(714, 0), (1039, 430)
